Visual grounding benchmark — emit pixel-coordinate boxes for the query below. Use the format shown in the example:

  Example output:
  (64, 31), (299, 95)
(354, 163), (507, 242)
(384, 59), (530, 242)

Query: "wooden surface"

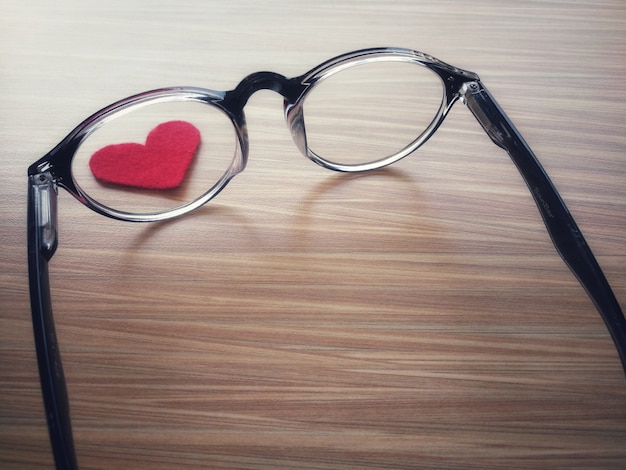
(1, 1), (625, 468)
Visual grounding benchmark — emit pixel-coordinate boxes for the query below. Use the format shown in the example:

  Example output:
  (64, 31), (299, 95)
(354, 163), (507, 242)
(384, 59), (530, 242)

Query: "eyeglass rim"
(33, 88), (247, 222)
(28, 47), (480, 223)
(290, 48), (475, 173)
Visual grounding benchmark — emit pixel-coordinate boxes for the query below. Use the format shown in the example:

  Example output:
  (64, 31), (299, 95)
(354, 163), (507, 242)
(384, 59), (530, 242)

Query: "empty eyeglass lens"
(71, 100), (238, 215)
(302, 61), (444, 165)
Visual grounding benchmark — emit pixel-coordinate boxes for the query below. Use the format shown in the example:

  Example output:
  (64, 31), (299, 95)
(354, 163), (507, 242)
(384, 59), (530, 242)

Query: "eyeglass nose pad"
(284, 99), (308, 158)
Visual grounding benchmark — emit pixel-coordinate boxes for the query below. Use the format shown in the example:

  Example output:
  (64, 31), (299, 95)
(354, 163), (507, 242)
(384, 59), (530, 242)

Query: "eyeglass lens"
(71, 100), (238, 215)
(303, 60), (442, 164)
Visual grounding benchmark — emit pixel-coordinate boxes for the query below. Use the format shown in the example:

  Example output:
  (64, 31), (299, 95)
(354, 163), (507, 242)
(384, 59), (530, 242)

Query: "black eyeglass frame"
(27, 47), (626, 470)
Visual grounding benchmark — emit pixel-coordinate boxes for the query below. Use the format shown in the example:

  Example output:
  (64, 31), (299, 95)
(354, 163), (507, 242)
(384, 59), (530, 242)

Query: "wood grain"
(1, 1), (625, 468)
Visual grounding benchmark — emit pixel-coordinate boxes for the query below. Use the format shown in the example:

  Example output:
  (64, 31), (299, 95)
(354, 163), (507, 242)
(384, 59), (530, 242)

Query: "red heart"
(89, 120), (201, 190)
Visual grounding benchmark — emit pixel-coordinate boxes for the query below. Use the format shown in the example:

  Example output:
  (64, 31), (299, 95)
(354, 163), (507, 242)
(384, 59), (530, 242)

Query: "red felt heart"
(89, 120), (201, 190)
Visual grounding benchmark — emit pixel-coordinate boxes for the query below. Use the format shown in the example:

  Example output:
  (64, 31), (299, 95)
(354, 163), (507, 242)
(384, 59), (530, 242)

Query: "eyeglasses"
(27, 47), (626, 469)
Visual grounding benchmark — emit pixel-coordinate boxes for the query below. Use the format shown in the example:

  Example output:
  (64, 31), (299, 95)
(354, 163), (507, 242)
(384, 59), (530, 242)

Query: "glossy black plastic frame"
(27, 47), (626, 470)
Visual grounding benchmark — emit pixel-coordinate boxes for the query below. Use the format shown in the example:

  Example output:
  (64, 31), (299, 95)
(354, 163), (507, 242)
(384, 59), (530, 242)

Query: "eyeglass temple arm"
(27, 171), (78, 470)
(460, 81), (626, 376)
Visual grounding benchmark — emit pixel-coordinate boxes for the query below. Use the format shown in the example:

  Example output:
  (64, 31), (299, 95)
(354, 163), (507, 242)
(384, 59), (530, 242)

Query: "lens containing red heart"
(71, 100), (237, 215)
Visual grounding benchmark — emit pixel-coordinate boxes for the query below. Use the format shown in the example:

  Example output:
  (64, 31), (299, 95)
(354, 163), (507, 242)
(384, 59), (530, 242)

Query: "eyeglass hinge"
(30, 171), (59, 260)
(460, 81), (511, 150)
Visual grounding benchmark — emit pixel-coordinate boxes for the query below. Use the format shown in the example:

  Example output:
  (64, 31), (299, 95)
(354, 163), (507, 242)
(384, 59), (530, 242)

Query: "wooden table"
(2, 1), (625, 468)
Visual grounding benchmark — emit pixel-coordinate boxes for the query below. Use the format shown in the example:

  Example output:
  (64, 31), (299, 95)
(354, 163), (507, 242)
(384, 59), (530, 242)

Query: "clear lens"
(71, 99), (238, 215)
(302, 61), (443, 166)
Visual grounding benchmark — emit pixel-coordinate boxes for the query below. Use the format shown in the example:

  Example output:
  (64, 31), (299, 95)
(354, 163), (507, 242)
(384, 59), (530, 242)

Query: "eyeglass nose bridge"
(225, 71), (307, 109)
(222, 70), (311, 169)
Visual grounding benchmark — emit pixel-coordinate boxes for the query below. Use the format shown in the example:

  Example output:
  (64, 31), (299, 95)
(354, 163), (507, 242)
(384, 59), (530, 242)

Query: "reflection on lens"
(72, 100), (237, 215)
(302, 61), (443, 165)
